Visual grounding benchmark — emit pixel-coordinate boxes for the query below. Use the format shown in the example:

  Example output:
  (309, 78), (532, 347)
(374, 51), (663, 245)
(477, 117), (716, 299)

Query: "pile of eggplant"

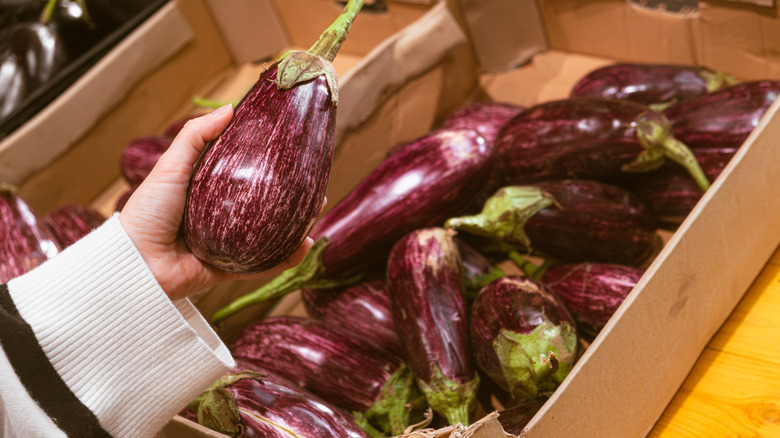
(182, 61), (780, 437)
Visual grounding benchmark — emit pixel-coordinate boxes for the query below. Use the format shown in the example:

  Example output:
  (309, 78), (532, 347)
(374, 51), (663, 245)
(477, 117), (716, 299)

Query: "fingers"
(159, 104), (234, 168)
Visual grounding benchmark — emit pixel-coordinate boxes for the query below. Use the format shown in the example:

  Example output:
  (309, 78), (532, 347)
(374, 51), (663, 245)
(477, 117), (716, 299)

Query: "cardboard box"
(8, 0), (780, 436)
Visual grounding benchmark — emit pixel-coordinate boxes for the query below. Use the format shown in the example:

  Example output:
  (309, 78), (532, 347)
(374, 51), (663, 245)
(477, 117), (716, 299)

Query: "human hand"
(120, 105), (314, 301)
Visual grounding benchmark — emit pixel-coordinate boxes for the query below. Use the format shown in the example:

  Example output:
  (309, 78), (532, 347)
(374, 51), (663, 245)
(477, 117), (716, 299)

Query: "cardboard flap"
(335, 2), (468, 144)
(203, 0), (290, 64)
(0, 2), (194, 186)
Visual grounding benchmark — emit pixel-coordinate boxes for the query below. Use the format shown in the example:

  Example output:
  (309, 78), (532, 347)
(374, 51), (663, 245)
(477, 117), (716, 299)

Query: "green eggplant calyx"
(192, 371), (264, 435)
(445, 186), (558, 251)
(493, 321), (578, 401)
(362, 363), (420, 436)
(700, 69), (739, 92)
(416, 363), (480, 426)
(210, 238), (331, 324)
(275, 51), (340, 105)
(465, 267), (505, 299)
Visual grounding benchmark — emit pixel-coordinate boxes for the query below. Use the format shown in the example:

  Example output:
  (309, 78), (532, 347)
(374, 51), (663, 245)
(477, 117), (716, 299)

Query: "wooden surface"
(650, 243), (780, 437)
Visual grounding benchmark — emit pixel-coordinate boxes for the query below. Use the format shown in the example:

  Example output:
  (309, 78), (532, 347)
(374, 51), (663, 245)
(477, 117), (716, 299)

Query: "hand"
(119, 105), (313, 301)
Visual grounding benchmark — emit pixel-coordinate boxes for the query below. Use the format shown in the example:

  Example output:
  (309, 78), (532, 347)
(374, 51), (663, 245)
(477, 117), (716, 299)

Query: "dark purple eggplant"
(542, 262), (644, 338)
(621, 147), (737, 224)
(446, 180), (657, 266)
(496, 397), (547, 434)
(211, 128), (492, 322)
(470, 276), (578, 400)
(456, 237), (504, 298)
(120, 136), (171, 186)
(42, 203), (105, 248)
(186, 370), (371, 438)
(570, 63), (737, 109)
(441, 101), (525, 145)
(663, 80), (780, 149)
(387, 227), (479, 426)
(230, 315), (418, 436)
(495, 97), (709, 191)
(301, 279), (403, 356)
(183, 1), (364, 274)
(0, 189), (60, 283)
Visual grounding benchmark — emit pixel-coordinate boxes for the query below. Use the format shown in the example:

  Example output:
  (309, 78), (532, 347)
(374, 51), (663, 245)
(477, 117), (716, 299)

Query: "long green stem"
(308, 0), (365, 62)
(39, 0), (58, 24)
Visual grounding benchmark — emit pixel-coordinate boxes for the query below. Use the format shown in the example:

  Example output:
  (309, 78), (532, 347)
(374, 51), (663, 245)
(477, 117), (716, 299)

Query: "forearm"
(0, 214), (233, 437)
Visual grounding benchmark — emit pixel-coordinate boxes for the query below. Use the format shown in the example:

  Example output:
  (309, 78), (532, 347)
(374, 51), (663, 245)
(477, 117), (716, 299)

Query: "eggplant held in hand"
(542, 262), (645, 338)
(387, 227), (480, 426)
(446, 180), (657, 266)
(663, 80), (780, 149)
(570, 63), (737, 110)
(187, 370), (371, 438)
(470, 276), (578, 401)
(231, 316), (418, 436)
(183, 0), (364, 273)
(211, 128), (492, 322)
(495, 97), (710, 191)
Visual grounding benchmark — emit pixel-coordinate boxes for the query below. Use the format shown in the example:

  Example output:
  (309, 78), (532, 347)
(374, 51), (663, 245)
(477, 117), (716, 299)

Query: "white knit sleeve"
(7, 213), (234, 437)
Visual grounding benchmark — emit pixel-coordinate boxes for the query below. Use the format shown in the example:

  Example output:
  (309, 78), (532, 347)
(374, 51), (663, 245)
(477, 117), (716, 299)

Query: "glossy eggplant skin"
(184, 64), (335, 273)
(495, 98), (664, 185)
(301, 279), (403, 356)
(496, 397), (547, 435)
(621, 147), (736, 224)
(231, 316), (399, 412)
(570, 63), (736, 107)
(664, 81), (780, 149)
(42, 203), (105, 248)
(441, 102), (525, 145)
(0, 191), (60, 283)
(542, 262), (644, 338)
(310, 129), (491, 279)
(387, 227), (479, 425)
(470, 276), (578, 400)
(189, 370), (371, 438)
(120, 136), (171, 186)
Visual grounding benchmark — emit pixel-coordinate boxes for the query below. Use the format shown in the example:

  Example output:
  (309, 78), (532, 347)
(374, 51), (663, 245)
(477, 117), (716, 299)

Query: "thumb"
(158, 104), (234, 169)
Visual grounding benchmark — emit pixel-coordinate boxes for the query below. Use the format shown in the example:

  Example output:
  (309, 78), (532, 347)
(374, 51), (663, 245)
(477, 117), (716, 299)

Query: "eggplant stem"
(39, 0), (58, 24)
(74, 0), (95, 28)
(192, 96), (241, 109)
(308, 0), (365, 62)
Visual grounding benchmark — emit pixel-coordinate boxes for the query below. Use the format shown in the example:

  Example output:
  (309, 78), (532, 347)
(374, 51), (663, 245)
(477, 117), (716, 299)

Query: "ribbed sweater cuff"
(8, 214), (234, 437)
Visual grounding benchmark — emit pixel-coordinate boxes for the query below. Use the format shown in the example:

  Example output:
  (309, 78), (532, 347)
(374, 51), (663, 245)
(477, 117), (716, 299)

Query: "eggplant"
(211, 128), (492, 322)
(542, 262), (644, 338)
(470, 276), (578, 400)
(183, 1), (364, 273)
(42, 203), (105, 248)
(663, 80), (780, 149)
(120, 136), (171, 186)
(161, 114), (196, 138)
(387, 227), (479, 426)
(187, 370), (371, 438)
(231, 315), (418, 436)
(457, 237), (504, 298)
(570, 63), (737, 109)
(621, 147), (737, 224)
(496, 397), (547, 434)
(495, 97), (709, 191)
(114, 184), (136, 212)
(0, 189), (60, 283)
(446, 180), (657, 266)
(301, 279), (403, 356)
(441, 101), (524, 145)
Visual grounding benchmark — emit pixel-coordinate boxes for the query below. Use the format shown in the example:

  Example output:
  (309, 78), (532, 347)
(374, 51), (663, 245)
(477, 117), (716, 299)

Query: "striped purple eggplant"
(570, 63), (737, 109)
(42, 203), (106, 248)
(441, 102), (525, 145)
(542, 262), (645, 338)
(387, 227), (479, 426)
(457, 237), (504, 298)
(186, 370), (371, 438)
(495, 97), (709, 191)
(621, 147), (737, 225)
(183, 1), (364, 274)
(211, 128), (492, 322)
(230, 316), (418, 436)
(301, 279), (403, 356)
(663, 80), (780, 149)
(496, 398), (547, 434)
(0, 189), (60, 283)
(162, 115), (197, 139)
(120, 136), (171, 186)
(446, 180), (657, 266)
(470, 276), (578, 400)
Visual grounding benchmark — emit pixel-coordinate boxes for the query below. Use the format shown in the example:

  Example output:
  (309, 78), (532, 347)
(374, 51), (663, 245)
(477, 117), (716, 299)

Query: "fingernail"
(211, 103), (233, 117)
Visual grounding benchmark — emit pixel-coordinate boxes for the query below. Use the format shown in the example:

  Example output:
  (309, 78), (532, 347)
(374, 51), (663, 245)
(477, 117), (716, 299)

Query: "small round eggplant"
(570, 63), (737, 109)
(387, 227), (479, 426)
(42, 203), (105, 248)
(542, 262), (645, 338)
(230, 316), (417, 436)
(470, 276), (578, 401)
(301, 279), (403, 356)
(446, 180), (657, 266)
(120, 136), (171, 186)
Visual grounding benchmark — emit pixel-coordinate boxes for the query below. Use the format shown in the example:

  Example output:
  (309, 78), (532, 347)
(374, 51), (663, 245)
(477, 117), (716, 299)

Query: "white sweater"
(0, 214), (234, 437)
